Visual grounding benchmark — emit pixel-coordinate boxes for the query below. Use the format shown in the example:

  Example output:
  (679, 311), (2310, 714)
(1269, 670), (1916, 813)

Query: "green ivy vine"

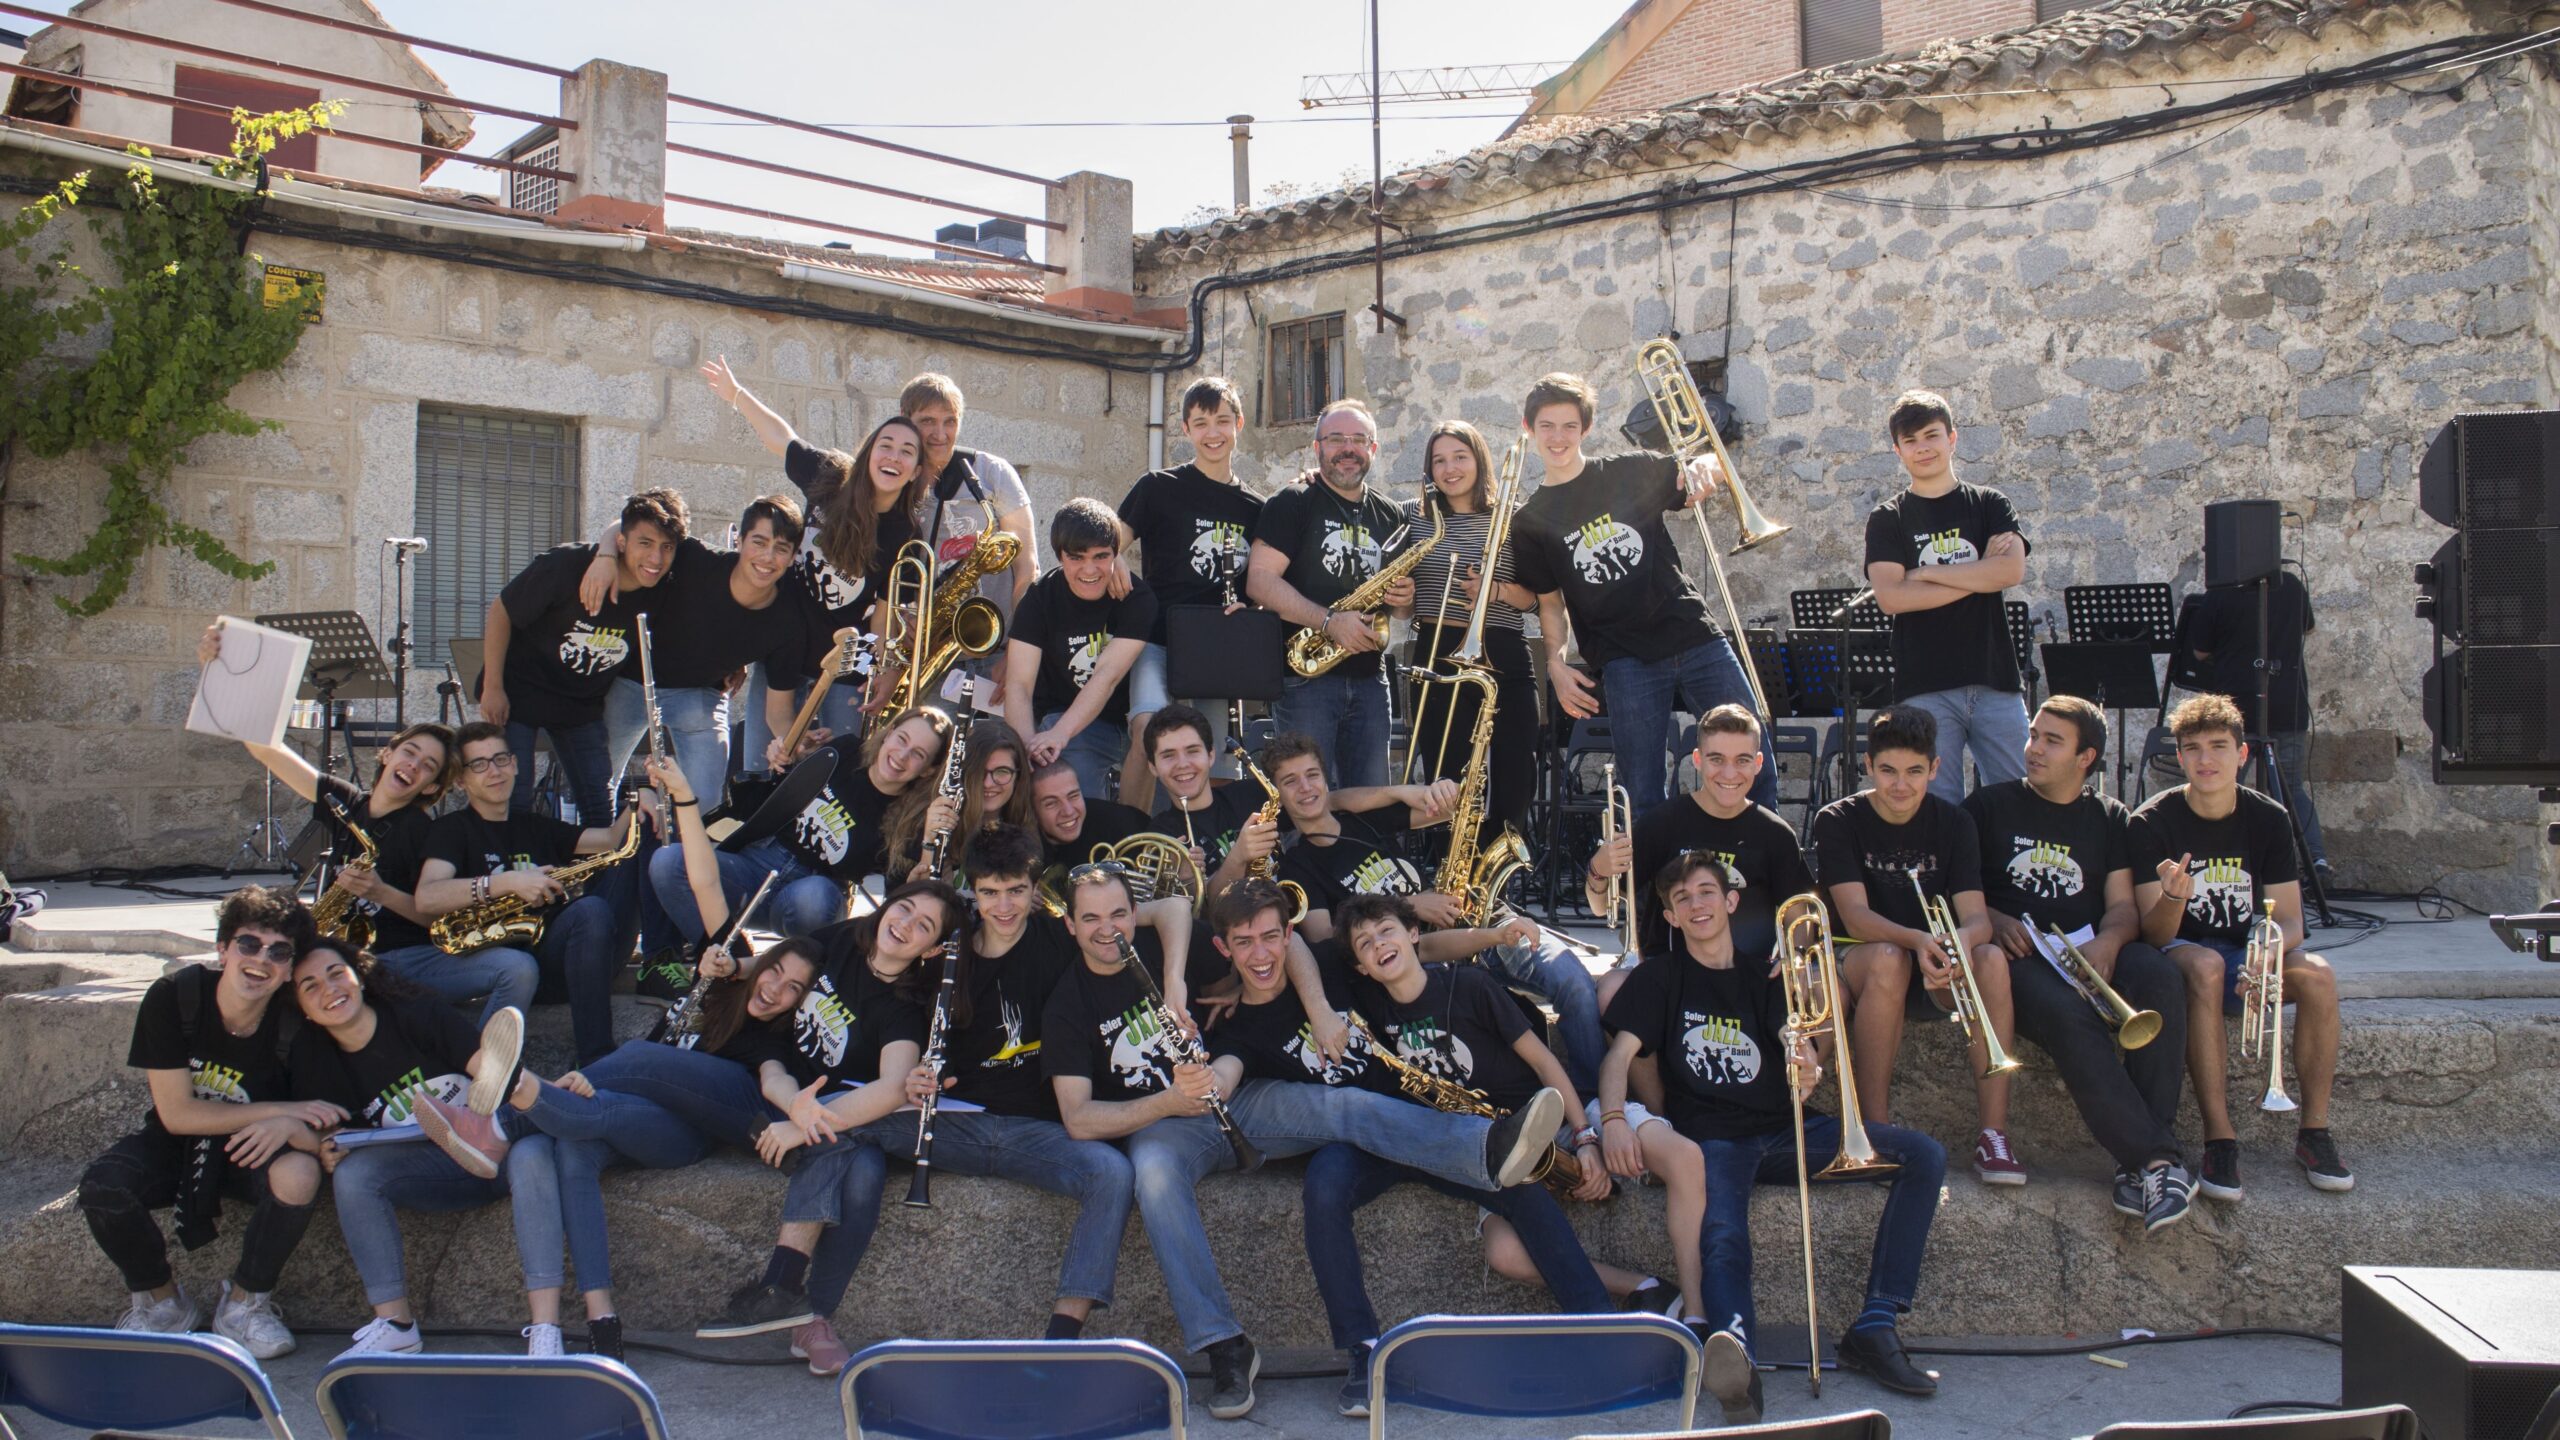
(1, 101), (345, 617)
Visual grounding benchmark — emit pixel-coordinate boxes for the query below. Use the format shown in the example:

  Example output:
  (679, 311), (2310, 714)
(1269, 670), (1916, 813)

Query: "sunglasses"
(228, 935), (296, 962)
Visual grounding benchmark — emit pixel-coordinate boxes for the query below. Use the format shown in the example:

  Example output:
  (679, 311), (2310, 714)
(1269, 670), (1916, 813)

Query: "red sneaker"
(1972, 1127), (2027, 1186)
(791, 1317), (851, 1377)
(415, 1093), (510, 1180)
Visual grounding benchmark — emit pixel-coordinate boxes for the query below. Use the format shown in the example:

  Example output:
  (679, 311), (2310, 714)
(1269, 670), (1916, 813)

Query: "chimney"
(551, 59), (666, 230)
(934, 222), (978, 260)
(1044, 171), (1135, 316)
(1228, 115), (1253, 211)
(975, 219), (1028, 260)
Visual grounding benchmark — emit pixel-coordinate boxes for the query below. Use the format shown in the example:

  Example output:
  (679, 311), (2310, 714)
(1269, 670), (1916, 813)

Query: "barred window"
(1267, 313), (1346, 426)
(415, 406), (581, 665)
(1799, 0), (1883, 69)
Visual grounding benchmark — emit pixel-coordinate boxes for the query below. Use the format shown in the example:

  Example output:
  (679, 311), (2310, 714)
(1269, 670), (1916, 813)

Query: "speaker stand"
(2245, 574), (2335, 927)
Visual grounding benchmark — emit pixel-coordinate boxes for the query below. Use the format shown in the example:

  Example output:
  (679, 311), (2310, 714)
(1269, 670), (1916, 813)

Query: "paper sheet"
(185, 615), (311, 748)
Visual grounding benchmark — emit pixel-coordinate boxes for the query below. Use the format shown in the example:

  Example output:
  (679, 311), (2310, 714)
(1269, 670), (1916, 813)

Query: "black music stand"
(2062, 584), (2179, 795)
(255, 611), (394, 883)
(1790, 587), (1893, 801)
(2043, 642), (2165, 798)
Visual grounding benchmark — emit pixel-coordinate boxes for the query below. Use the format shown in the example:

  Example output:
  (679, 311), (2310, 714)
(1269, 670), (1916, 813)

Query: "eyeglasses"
(462, 753), (519, 775)
(983, 766), (1019, 783)
(228, 935), (296, 962)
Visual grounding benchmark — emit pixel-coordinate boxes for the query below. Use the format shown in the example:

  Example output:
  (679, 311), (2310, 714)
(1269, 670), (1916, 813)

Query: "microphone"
(386, 536), (429, 552)
(1827, 588), (1875, 624)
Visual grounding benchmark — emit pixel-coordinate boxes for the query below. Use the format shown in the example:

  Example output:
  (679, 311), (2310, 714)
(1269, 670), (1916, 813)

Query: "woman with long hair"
(887, 717), (1033, 881)
(1404, 419), (1539, 840)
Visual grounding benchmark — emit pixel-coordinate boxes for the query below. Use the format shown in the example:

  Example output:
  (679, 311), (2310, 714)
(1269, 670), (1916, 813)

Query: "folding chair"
(1366, 1312), (1701, 1439)
(1578, 1408), (1892, 1440)
(2092, 1404), (2420, 1440)
(840, 1338), (1187, 1440)
(0, 1323), (294, 1439)
(1540, 718), (1617, 919)
(315, 1353), (669, 1440)
(1769, 720), (1823, 830)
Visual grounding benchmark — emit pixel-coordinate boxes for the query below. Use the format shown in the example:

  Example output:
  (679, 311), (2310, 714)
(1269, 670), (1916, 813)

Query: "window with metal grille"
(1267, 313), (1346, 426)
(508, 138), (561, 215)
(415, 407), (581, 665)
(1799, 0), (1883, 69)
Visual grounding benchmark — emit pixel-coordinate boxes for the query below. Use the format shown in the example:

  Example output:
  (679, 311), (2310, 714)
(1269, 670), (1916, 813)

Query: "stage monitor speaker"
(2417, 410), (2560, 784)
(2421, 410), (2560, 531)
(2341, 1267), (2560, 1440)
(2204, 499), (2281, 587)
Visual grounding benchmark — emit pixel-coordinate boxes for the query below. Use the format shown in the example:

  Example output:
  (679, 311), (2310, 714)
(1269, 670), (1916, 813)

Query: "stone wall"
(0, 194), (1158, 875)
(1140, 10), (2554, 908)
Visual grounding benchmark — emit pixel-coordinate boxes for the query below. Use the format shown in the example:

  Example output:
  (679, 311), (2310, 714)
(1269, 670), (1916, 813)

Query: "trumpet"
(2032, 918), (2162, 1051)
(1600, 762), (1637, 956)
(1905, 868), (2022, 1078)
(2240, 899), (2297, 1113)
(1635, 337), (1787, 725)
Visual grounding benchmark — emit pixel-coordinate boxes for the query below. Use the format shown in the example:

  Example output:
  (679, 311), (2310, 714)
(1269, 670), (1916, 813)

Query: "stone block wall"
(1140, 15), (2555, 908)
(0, 209), (1155, 876)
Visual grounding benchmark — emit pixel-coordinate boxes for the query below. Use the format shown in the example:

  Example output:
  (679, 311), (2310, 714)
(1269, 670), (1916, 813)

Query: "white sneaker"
(334, 1315), (423, 1361)
(523, 1322), (564, 1358)
(115, 1285), (200, 1334)
(212, 1282), (296, 1360)
(468, 1007), (527, 1116)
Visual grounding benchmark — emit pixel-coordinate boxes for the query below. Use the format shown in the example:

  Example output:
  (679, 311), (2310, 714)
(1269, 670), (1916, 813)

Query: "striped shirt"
(1405, 498), (1524, 634)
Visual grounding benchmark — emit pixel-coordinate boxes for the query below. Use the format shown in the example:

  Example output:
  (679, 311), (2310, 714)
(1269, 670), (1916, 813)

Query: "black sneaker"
(2295, 1128), (2355, 1192)
(1620, 1280), (1682, 1317)
(1837, 1323), (1937, 1397)
(1702, 1328), (1760, 1424)
(695, 1281), (815, 1339)
(1335, 1344), (1372, 1418)
(586, 1314), (624, 1362)
(1204, 1334), (1260, 1420)
(635, 948), (693, 1005)
(2110, 1168), (2143, 1218)
(2142, 1164), (2194, 1234)
(2198, 1138), (2244, 1203)
(1485, 1088), (1564, 1189)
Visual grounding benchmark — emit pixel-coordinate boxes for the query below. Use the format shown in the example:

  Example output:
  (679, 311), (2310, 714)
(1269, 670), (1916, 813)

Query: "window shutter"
(415, 408), (582, 666)
(1799, 0), (1884, 69)
(172, 66), (320, 166)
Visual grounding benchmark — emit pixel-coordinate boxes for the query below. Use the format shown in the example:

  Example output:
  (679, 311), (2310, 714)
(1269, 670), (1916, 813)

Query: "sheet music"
(2024, 914), (2099, 983)
(185, 616), (313, 747)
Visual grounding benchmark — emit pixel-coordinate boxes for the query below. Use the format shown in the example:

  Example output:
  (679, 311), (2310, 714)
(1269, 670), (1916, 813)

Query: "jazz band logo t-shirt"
(1624, 801), (1813, 965)
(2128, 784), (2299, 944)
(1115, 463), (1264, 644)
(1009, 567), (1159, 730)
(1353, 963), (1542, 1112)
(1962, 779), (2133, 936)
(1253, 479), (1411, 681)
(1811, 791), (1985, 935)
(423, 809), (585, 885)
(1209, 955), (1402, 1097)
(1153, 782), (1265, 878)
(127, 964), (288, 1137)
(1603, 951), (1797, 1141)
(1042, 948), (1182, 1104)
(947, 911), (1082, 1120)
(774, 736), (898, 881)
(650, 536), (811, 692)
(1509, 453), (1721, 668)
(1278, 807), (1427, 918)
(1863, 482), (2026, 700)
(315, 775), (433, 954)
(782, 438), (922, 640)
(288, 996), (478, 1128)
(496, 543), (653, 725)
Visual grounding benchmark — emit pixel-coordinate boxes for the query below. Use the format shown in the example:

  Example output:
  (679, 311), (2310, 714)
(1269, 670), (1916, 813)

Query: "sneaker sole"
(468, 1008), (527, 1117)
(1973, 1167), (2028, 1186)
(791, 1344), (850, 1377)
(1494, 1089), (1566, 1189)
(2145, 1203), (2192, 1234)
(696, 1311), (816, 1340)
(2302, 1171), (2356, 1193)
(1207, 1349), (1263, 1421)
(2197, 1179), (2245, 1203)
(1702, 1331), (1755, 1420)
(413, 1101), (502, 1180)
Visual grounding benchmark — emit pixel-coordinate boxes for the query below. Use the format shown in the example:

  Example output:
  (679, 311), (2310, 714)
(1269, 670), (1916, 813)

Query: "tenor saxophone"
(1284, 507), (1443, 677)
(429, 821), (642, 954)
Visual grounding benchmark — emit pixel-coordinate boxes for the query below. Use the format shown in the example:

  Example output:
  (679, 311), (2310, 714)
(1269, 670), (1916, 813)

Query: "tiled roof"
(1141, 0), (2457, 262)
(667, 226), (1048, 299)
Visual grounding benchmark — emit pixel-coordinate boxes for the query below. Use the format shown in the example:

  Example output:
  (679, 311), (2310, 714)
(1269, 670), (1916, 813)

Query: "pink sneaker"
(416, 1093), (510, 1180)
(1972, 1127), (2027, 1186)
(791, 1317), (851, 1377)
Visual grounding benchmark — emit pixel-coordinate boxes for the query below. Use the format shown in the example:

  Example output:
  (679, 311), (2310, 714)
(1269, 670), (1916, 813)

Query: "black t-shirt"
(782, 439), (918, 642)
(650, 536), (808, 690)
(1153, 783), (1264, 877)
(1626, 799), (1811, 965)
(1010, 568), (1158, 729)
(1251, 479), (1413, 680)
(1811, 792), (1984, 934)
(496, 543), (651, 724)
(1963, 780), (2132, 936)
(1280, 808), (1428, 919)
(1208, 954), (1402, 1097)
(316, 775), (434, 954)
(287, 997), (478, 1128)
(789, 935), (932, 1085)
(1118, 464), (1264, 644)
(127, 966), (290, 1137)
(1042, 951), (1185, 1105)
(424, 808), (585, 882)
(1864, 482), (2025, 699)
(2186, 574), (2313, 733)
(1510, 453), (1719, 668)
(1603, 951), (1798, 1140)
(1353, 963), (1540, 1112)
(1043, 798), (1153, 871)
(773, 737), (899, 881)
(2128, 785), (2299, 944)
(947, 912), (1081, 1120)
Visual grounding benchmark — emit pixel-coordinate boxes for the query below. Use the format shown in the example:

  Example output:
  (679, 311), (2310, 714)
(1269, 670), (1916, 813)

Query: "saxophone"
(310, 797), (379, 950)
(1223, 737), (1308, 923)
(1284, 505), (1443, 677)
(879, 498), (1021, 714)
(1414, 443), (1530, 927)
(429, 820), (642, 954)
(1349, 1014), (1590, 1197)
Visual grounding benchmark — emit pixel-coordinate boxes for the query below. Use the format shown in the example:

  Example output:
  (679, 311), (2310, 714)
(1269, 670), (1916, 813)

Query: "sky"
(16, 0), (1630, 260)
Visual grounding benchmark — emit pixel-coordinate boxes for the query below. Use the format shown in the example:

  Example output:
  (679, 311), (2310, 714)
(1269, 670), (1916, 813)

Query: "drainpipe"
(1148, 370), (1167, 471)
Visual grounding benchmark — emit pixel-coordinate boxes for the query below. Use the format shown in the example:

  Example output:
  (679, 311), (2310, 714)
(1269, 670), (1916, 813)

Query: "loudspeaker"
(2416, 410), (2560, 784)
(2204, 499), (2282, 587)
(2421, 410), (2560, 530)
(2342, 1267), (2560, 1440)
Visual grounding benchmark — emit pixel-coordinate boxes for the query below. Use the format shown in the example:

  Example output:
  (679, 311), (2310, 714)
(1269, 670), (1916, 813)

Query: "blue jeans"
(604, 678), (731, 815)
(647, 835), (844, 941)
(740, 663), (866, 778)
(1301, 1142), (1610, 1349)
(852, 1110), (1131, 1308)
(1124, 1080), (1506, 1352)
(331, 1136), (564, 1306)
(1040, 709), (1129, 810)
(375, 942), (536, 1027)
(1481, 937), (1605, 1099)
(2269, 731), (2324, 866)
(510, 1077), (719, 1294)
(507, 718), (612, 825)
(1272, 666), (1391, 790)
(784, 1140), (890, 1314)
(1901, 684), (2030, 806)
(1691, 1114), (1945, 1356)
(1601, 639), (1780, 814)
(578, 1039), (776, 1148)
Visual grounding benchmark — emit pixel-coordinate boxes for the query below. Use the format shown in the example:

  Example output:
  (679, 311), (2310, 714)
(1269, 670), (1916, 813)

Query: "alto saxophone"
(429, 820), (642, 954)
(1284, 506), (1443, 677)
(310, 797), (380, 950)
(880, 497), (1020, 713)
(1223, 737), (1308, 923)
(1349, 1014), (1591, 1198)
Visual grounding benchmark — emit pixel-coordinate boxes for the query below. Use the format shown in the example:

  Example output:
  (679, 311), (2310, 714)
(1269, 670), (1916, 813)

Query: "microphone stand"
(386, 539), (417, 727)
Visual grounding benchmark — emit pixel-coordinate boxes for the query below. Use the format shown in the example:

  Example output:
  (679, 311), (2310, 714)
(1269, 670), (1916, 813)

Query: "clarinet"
(664, 870), (779, 1045)
(906, 677), (974, 1207)
(634, 614), (677, 839)
(1115, 932), (1261, 1172)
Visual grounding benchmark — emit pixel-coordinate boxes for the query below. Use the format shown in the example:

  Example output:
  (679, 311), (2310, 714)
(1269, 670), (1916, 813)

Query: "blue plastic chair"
(1367, 1312), (1702, 1440)
(315, 1353), (669, 1440)
(840, 1338), (1187, 1440)
(0, 1322), (294, 1439)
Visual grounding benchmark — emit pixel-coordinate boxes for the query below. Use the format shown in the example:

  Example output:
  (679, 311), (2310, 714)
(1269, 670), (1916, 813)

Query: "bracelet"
(1573, 1126), (1599, 1147)
(1601, 1109), (1627, 1125)
(673, 797), (698, 808)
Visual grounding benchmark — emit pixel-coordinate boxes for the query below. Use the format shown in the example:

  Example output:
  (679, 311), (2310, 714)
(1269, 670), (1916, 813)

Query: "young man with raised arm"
(1967, 696), (2196, 1231)
(1863, 389), (2030, 804)
(1586, 703), (1812, 969)
(1508, 371), (1779, 814)
(2131, 693), (2350, 1199)
(1006, 498), (1156, 807)
(1811, 706), (2025, 1184)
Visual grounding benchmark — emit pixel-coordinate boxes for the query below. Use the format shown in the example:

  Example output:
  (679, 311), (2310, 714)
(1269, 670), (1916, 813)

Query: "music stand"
(1790, 587), (1894, 800)
(254, 611), (394, 881)
(2062, 584), (2179, 796)
(2043, 642), (2166, 798)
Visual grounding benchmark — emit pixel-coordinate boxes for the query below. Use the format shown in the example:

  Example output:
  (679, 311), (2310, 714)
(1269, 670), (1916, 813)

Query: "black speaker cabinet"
(2205, 499), (2282, 587)
(2342, 1267), (2560, 1440)
(2421, 410), (2560, 531)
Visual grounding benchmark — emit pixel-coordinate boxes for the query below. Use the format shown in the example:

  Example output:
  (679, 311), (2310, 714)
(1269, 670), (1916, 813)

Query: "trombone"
(1600, 761), (1637, 956)
(1905, 868), (2023, 1078)
(1634, 337), (1789, 725)
(869, 538), (939, 714)
(2031, 918), (2162, 1051)
(2240, 899), (2297, 1113)
(1775, 892), (1896, 1398)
